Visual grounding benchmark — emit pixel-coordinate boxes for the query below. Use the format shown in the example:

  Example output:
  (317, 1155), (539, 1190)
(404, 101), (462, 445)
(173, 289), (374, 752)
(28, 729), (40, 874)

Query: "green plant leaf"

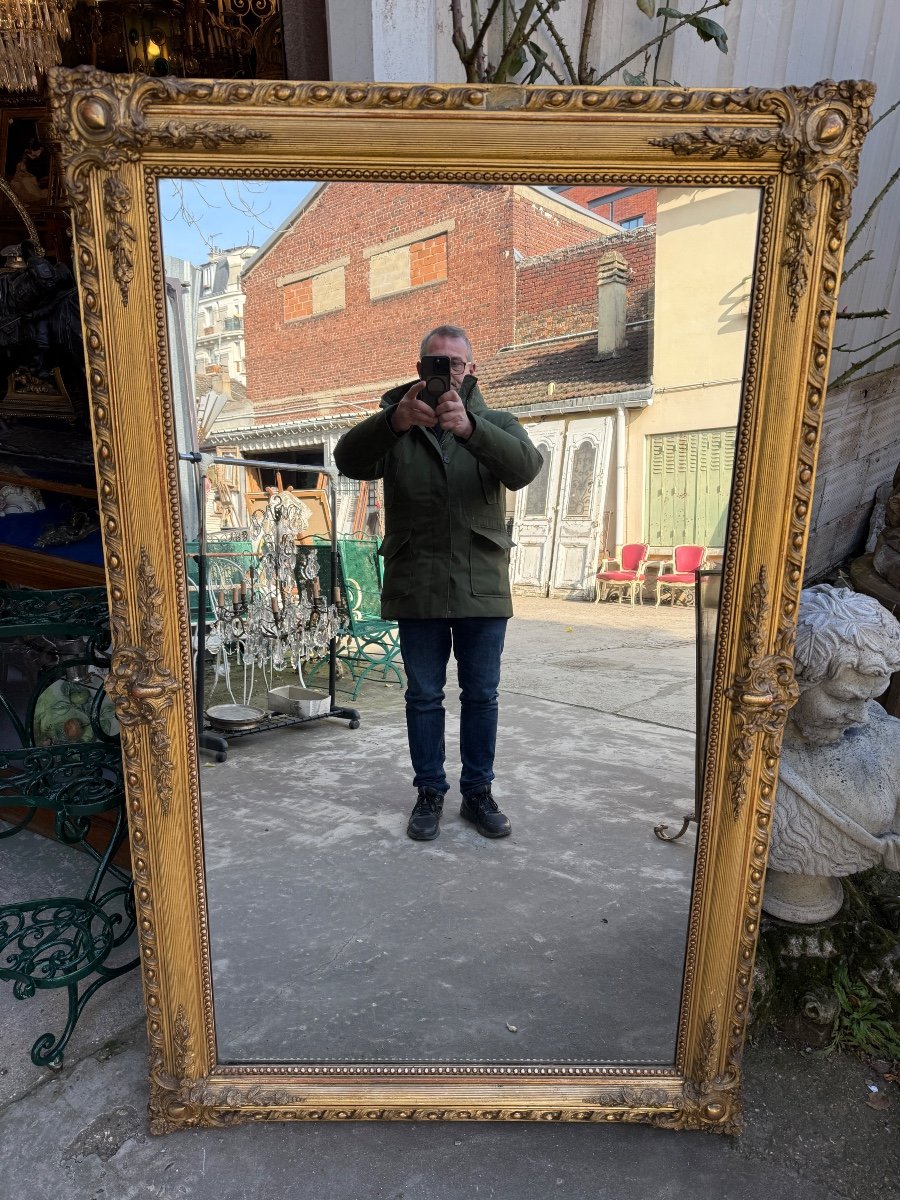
(623, 69), (647, 85)
(509, 45), (527, 77)
(525, 41), (548, 85)
(635, 0), (655, 16)
(656, 6), (684, 18)
(689, 16), (729, 53)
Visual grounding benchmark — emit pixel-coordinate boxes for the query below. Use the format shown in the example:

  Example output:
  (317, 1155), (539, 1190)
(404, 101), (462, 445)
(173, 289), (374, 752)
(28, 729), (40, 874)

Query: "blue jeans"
(397, 617), (508, 796)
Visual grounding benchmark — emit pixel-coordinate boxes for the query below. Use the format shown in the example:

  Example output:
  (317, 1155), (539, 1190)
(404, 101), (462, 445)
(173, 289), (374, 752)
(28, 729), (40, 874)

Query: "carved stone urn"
(764, 585), (900, 923)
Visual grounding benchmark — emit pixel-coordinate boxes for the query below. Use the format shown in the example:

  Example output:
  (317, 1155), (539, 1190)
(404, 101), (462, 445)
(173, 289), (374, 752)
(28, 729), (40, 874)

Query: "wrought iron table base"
(0, 884), (139, 1068)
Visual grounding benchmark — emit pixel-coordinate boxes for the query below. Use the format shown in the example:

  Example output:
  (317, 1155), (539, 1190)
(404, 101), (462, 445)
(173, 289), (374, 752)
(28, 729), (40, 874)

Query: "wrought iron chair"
(594, 543), (650, 605)
(308, 535), (404, 700)
(185, 535), (256, 625)
(654, 544), (707, 606)
(0, 588), (138, 1068)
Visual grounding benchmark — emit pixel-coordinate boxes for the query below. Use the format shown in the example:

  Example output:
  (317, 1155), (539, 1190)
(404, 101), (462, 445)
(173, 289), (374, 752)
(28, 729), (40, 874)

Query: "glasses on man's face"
(449, 358), (469, 373)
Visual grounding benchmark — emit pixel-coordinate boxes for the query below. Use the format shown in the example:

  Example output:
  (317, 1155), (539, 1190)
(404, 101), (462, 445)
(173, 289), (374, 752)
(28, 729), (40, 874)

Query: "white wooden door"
(549, 416), (614, 597)
(510, 422), (565, 593)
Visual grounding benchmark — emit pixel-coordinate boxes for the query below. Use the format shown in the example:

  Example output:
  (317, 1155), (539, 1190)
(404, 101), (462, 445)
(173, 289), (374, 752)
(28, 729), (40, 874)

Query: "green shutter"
(646, 428), (736, 548)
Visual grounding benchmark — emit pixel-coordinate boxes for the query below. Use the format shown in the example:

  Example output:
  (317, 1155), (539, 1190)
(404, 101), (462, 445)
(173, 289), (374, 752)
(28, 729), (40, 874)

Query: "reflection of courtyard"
(200, 597), (698, 1066)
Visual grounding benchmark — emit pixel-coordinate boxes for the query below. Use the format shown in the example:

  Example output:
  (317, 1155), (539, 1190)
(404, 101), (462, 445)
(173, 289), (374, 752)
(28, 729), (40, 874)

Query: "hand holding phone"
(419, 355), (452, 407)
(391, 379), (438, 432)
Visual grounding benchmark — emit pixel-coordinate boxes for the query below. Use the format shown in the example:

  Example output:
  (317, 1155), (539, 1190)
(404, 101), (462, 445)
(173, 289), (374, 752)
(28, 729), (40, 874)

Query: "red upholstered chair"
(594, 543), (650, 606)
(655, 544), (706, 606)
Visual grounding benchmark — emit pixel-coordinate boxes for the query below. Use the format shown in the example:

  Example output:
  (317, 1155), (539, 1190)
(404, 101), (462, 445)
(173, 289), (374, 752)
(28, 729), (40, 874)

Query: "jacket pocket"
(469, 523), (513, 597)
(378, 529), (413, 599)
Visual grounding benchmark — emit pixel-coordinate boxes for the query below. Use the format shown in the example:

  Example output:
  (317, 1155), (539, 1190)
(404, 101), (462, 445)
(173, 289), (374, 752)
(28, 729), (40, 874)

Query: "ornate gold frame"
(48, 66), (873, 1134)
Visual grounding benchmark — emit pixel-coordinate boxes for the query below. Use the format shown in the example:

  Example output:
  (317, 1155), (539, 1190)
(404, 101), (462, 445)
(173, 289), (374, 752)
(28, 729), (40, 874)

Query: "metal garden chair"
(0, 587), (138, 1068)
(309, 535), (404, 700)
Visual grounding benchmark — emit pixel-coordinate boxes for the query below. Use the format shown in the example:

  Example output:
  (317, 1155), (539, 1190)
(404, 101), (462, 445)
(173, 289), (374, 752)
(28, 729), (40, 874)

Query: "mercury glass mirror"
(50, 68), (872, 1133)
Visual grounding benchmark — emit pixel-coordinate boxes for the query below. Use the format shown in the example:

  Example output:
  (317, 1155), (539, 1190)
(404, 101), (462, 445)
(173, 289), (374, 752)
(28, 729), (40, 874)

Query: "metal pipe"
(615, 405), (626, 553)
(178, 450), (336, 478)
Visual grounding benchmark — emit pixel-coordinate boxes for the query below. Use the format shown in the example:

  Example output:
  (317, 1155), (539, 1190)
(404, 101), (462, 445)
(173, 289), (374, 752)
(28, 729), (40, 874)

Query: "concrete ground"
(200, 594), (696, 1064)
(1, 597), (896, 1198)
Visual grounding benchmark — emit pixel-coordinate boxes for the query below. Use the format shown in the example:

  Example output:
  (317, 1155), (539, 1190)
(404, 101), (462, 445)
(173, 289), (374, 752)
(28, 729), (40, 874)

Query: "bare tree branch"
(468, 0), (505, 71)
(450, 0), (475, 79)
(493, 0), (540, 82)
(470, 0), (489, 79)
(845, 163), (900, 254)
(830, 334), (900, 389)
(841, 250), (873, 284)
(652, 8), (671, 85)
(538, 3), (579, 85)
(594, 1), (729, 86)
(836, 308), (890, 321)
(578, 0), (599, 84)
(834, 325), (900, 355)
(871, 96), (900, 131)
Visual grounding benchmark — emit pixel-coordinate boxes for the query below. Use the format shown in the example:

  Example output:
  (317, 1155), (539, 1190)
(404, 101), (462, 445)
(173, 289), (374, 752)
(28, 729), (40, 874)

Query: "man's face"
(791, 664), (889, 745)
(418, 334), (474, 392)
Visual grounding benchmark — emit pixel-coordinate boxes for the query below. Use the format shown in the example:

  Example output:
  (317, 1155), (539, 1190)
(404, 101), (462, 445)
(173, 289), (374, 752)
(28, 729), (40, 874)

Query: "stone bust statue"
(763, 584), (900, 923)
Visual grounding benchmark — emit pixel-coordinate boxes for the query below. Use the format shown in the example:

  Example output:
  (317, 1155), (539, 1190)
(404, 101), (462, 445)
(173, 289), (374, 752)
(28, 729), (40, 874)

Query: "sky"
(158, 179), (316, 265)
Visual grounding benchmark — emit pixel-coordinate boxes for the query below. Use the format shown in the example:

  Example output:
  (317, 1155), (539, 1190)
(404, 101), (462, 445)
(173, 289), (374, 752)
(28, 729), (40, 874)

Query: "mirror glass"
(159, 179), (760, 1064)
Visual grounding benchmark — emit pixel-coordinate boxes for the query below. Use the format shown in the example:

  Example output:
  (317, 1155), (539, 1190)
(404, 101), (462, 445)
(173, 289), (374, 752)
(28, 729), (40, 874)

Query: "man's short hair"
(419, 325), (473, 361)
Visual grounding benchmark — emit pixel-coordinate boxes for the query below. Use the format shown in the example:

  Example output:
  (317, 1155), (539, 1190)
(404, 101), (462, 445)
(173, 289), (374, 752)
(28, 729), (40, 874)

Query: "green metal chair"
(308, 536), (404, 700)
(0, 587), (139, 1068)
(185, 536), (256, 624)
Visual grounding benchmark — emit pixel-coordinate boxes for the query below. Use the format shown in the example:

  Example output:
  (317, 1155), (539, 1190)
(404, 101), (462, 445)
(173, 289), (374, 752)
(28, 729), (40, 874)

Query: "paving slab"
(0, 1017), (893, 1200)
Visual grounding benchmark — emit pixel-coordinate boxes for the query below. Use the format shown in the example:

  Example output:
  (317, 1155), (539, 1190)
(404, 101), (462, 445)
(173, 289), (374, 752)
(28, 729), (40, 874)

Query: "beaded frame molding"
(48, 67), (873, 1134)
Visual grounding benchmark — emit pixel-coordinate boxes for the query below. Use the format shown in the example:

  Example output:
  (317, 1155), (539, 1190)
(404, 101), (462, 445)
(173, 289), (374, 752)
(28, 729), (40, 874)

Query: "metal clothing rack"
(179, 451), (360, 760)
(654, 567), (721, 843)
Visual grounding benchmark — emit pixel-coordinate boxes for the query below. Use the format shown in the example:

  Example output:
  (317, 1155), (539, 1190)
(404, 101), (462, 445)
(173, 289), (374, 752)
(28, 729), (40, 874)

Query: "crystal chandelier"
(0, 0), (75, 91)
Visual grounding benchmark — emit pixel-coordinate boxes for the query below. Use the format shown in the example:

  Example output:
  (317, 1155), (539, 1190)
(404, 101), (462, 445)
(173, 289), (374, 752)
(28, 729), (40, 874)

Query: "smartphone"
(419, 354), (452, 406)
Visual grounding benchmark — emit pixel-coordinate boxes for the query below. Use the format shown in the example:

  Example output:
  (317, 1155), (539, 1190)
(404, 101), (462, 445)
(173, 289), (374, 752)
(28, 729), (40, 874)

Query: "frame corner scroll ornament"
(48, 66), (270, 305)
(649, 79), (875, 318)
(674, 1013), (742, 1134)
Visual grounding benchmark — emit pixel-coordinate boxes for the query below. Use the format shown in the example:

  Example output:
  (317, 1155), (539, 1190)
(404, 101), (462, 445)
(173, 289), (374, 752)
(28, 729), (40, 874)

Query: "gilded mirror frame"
(47, 67), (873, 1134)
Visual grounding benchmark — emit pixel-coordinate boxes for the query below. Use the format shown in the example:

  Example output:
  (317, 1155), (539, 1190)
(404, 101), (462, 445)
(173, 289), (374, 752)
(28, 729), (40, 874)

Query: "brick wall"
(283, 278), (313, 321)
(805, 364), (900, 580)
(556, 186), (657, 226)
(409, 234), (448, 287)
(510, 191), (606, 257)
(243, 183), (519, 410)
(514, 226), (655, 345)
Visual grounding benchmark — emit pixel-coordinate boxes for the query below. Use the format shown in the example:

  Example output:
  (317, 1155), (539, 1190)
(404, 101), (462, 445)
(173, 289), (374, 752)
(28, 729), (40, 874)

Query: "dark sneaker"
(406, 787), (444, 840)
(460, 787), (511, 838)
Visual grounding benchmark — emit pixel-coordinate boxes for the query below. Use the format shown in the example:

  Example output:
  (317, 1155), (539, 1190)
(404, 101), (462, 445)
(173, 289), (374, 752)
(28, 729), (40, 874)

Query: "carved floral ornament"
(47, 66), (872, 1134)
(103, 548), (180, 815)
(48, 68), (874, 312)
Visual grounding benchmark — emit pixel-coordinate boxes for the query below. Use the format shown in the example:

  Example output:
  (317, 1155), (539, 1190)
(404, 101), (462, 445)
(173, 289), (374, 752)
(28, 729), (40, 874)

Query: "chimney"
(597, 250), (628, 359)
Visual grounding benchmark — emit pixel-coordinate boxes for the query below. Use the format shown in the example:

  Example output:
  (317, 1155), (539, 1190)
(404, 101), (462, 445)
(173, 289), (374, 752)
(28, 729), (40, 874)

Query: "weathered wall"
(623, 187), (757, 548)
(557, 187), (658, 227)
(241, 183), (610, 418)
(805, 365), (900, 581)
(514, 227), (654, 345)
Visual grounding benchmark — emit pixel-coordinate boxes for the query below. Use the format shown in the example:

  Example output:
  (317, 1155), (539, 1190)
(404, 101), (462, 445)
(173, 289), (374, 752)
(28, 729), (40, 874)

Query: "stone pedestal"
(763, 869), (844, 923)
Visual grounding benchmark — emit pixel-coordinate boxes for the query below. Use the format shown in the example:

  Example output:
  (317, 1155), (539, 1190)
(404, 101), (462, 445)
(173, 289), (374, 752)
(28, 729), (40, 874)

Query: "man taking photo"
(334, 325), (543, 841)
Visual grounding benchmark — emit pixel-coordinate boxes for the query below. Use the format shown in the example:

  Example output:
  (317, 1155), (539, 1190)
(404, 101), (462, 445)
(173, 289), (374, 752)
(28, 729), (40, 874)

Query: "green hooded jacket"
(333, 375), (543, 619)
